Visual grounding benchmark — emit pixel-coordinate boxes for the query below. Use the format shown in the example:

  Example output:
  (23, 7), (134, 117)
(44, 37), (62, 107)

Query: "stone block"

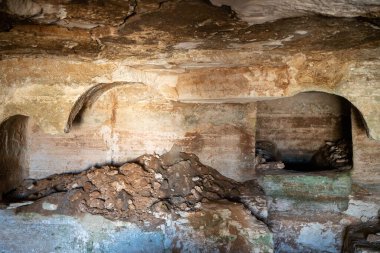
(259, 169), (352, 200)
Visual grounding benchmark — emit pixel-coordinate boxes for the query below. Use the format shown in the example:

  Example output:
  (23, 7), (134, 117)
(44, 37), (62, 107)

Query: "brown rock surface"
(211, 0), (380, 24)
(4, 151), (267, 223)
(310, 139), (352, 170)
(0, 0), (379, 141)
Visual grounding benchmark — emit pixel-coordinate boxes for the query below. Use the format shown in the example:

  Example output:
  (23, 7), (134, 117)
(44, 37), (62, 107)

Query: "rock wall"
(1, 13), (380, 141)
(352, 108), (380, 189)
(210, 0), (380, 24)
(0, 1), (379, 252)
(0, 151), (273, 253)
(27, 84), (256, 182)
(256, 92), (351, 164)
(0, 206), (273, 253)
(0, 115), (29, 196)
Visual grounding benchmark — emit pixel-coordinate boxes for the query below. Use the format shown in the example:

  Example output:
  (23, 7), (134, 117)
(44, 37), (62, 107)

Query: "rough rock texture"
(0, 115), (29, 197)
(0, 1), (380, 141)
(343, 220), (380, 253)
(1, 151), (272, 252)
(4, 151), (268, 223)
(25, 85), (257, 182)
(0, 1), (380, 252)
(310, 139), (352, 170)
(259, 168), (380, 253)
(256, 92), (352, 164)
(0, 204), (273, 253)
(211, 0), (380, 24)
(351, 108), (380, 189)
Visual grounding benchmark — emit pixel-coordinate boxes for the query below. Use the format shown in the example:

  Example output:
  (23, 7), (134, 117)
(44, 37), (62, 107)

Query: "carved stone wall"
(0, 115), (29, 196)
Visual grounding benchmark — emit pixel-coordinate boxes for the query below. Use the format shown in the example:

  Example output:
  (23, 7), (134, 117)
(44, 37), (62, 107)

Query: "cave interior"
(0, 0), (380, 252)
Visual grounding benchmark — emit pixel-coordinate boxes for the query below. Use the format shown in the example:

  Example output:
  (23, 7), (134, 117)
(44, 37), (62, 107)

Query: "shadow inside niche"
(255, 139), (353, 173)
(284, 138), (353, 172)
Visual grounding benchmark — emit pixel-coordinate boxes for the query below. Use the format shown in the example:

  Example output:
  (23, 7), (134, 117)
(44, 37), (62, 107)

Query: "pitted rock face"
(311, 139), (353, 170)
(210, 0), (380, 24)
(4, 151), (267, 223)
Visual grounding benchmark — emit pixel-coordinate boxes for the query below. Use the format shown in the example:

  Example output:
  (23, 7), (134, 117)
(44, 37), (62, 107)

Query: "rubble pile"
(255, 139), (352, 172)
(255, 141), (285, 171)
(311, 139), (352, 170)
(3, 151), (267, 222)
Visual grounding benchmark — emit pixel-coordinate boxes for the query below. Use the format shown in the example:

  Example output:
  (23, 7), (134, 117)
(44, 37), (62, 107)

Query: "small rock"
(71, 183), (79, 189)
(6, 201), (34, 209)
(42, 202), (58, 211)
(153, 182), (161, 190)
(111, 181), (125, 192)
(105, 200), (114, 210)
(155, 173), (163, 181)
(106, 169), (118, 176)
(87, 198), (105, 209)
(366, 234), (380, 242)
(195, 186), (202, 193)
(89, 191), (101, 199)
(63, 41), (78, 49)
(192, 176), (200, 182)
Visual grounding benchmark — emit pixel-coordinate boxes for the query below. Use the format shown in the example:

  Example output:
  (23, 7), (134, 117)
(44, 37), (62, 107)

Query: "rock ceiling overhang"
(0, 0), (379, 139)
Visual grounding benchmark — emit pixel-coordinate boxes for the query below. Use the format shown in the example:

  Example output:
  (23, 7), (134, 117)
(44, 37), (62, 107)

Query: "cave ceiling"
(0, 0), (379, 139)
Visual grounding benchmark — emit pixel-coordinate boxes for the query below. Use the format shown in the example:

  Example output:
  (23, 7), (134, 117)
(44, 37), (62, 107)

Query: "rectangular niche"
(256, 92), (352, 169)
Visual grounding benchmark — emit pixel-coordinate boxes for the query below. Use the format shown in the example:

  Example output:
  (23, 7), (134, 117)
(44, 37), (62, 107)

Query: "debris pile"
(4, 151), (267, 222)
(255, 139), (352, 172)
(311, 139), (352, 170)
(255, 141), (285, 171)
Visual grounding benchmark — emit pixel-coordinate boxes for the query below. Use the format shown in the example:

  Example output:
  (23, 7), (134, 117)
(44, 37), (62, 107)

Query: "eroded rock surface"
(4, 151), (267, 223)
(211, 0), (380, 24)
(0, 0), (379, 141)
(311, 139), (352, 170)
(0, 202), (273, 253)
(343, 220), (380, 253)
(1, 151), (272, 252)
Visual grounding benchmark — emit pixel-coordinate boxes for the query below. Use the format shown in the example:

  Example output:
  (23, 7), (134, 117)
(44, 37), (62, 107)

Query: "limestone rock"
(211, 0), (380, 24)
(2, 0), (136, 29)
(311, 139), (352, 170)
(4, 151), (268, 223)
(0, 2), (379, 140)
(0, 202), (273, 252)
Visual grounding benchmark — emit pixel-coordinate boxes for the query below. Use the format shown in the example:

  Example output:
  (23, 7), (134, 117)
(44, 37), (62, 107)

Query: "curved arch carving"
(64, 84), (375, 141)
(64, 82), (133, 133)
(293, 90), (372, 139)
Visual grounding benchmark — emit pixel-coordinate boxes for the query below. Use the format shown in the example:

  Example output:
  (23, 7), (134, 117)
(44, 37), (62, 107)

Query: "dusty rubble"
(311, 139), (352, 170)
(3, 150), (267, 224)
(255, 139), (352, 172)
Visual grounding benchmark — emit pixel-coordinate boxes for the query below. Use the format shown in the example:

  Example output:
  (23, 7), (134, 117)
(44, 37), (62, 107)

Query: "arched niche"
(0, 115), (29, 198)
(256, 91), (354, 170)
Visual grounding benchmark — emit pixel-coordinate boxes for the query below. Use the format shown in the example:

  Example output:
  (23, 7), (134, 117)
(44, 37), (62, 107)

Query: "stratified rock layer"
(211, 0), (380, 24)
(0, 0), (379, 141)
